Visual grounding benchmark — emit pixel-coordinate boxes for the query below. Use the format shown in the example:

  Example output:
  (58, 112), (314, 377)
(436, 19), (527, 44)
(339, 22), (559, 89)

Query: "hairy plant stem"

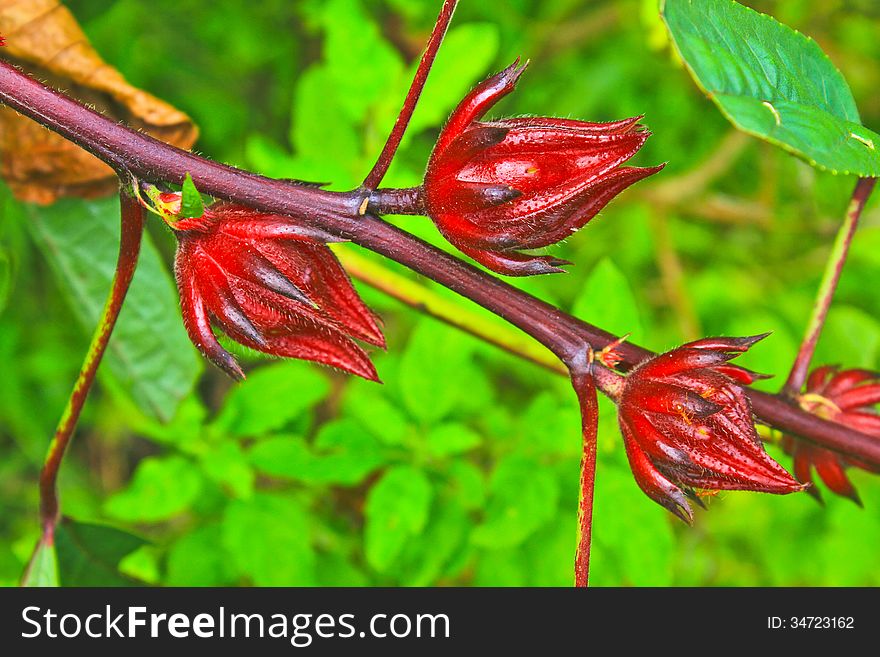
(361, 0), (458, 190)
(37, 189), (144, 542)
(1, 61), (878, 467)
(572, 368), (598, 588)
(783, 177), (876, 396)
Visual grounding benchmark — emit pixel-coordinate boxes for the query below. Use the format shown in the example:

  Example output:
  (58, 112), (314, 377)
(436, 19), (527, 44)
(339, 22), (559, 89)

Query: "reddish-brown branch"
(361, 0), (458, 190)
(572, 366), (598, 587)
(1, 61), (878, 469)
(38, 188), (144, 541)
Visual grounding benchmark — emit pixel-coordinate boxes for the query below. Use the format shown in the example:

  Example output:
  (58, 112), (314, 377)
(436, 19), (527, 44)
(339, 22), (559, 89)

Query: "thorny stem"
(360, 0), (458, 190)
(0, 61), (878, 467)
(37, 189), (145, 542)
(783, 177), (876, 396)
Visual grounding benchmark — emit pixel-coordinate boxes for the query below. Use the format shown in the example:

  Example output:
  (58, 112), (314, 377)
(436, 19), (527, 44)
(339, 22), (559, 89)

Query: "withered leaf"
(0, 0), (198, 203)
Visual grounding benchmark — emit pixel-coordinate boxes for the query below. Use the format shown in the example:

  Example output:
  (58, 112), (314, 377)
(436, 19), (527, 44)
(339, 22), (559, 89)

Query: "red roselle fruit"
(614, 334), (804, 522)
(422, 61), (664, 276)
(781, 366), (880, 505)
(154, 193), (385, 381)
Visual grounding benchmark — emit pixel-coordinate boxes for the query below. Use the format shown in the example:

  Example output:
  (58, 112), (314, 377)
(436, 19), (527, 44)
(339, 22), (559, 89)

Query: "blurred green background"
(2, 0), (880, 586)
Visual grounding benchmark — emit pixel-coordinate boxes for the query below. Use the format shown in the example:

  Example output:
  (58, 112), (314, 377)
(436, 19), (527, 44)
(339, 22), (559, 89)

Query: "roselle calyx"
(422, 61), (664, 276)
(616, 334), (804, 522)
(781, 366), (880, 505)
(157, 195), (384, 381)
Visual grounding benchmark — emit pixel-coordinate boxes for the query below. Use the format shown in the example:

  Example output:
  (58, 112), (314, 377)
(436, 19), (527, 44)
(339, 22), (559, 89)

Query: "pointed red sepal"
(423, 61), (662, 276)
(169, 198), (384, 380)
(616, 335), (803, 521)
(783, 364), (880, 503)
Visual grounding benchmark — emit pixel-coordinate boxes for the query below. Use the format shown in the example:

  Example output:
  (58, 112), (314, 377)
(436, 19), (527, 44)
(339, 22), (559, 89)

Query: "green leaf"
(474, 547), (528, 586)
(222, 493), (315, 586)
(399, 320), (478, 424)
(572, 257), (643, 342)
(342, 381), (411, 446)
(590, 454), (675, 586)
(315, 553), (370, 587)
(444, 460), (486, 511)
(199, 442), (255, 499)
(180, 173), (204, 219)
(661, 0), (880, 175)
(26, 196), (201, 422)
(104, 456), (204, 522)
(55, 519), (147, 586)
(21, 538), (58, 587)
(400, 500), (470, 586)
(166, 524), (234, 586)
(472, 455), (559, 549)
(213, 361), (330, 437)
(320, 0), (404, 124)
(290, 65), (363, 185)
(249, 421), (388, 486)
(523, 518), (577, 586)
(0, 247), (10, 316)
(364, 465), (433, 572)
(425, 422), (482, 458)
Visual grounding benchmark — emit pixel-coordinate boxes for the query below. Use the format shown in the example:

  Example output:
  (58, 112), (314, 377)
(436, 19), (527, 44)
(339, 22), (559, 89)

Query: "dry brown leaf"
(0, 0), (198, 203)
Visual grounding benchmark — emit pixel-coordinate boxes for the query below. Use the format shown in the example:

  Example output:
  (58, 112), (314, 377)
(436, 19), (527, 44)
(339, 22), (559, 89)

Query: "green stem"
(36, 188), (145, 543)
(783, 177), (876, 396)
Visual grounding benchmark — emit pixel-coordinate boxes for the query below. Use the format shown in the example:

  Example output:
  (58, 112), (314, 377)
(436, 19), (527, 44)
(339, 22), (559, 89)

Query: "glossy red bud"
(617, 335), (803, 522)
(423, 60), (663, 276)
(782, 366), (880, 504)
(169, 199), (384, 381)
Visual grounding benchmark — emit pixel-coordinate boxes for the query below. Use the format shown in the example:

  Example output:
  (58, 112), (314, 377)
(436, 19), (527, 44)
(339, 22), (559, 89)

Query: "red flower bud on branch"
(423, 61), (664, 276)
(164, 198), (384, 381)
(616, 334), (803, 522)
(781, 366), (880, 505)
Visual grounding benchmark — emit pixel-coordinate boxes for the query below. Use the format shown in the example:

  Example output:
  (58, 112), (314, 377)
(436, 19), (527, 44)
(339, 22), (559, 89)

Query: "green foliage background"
(2, 0), (880, 586)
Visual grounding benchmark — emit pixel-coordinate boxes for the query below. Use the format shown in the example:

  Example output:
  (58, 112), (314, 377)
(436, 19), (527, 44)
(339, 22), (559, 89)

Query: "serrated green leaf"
(213, 361), (330, 437)
(0, 247), (10, 316)
(444, 460), (486, 511)
(199, 442), (254, 499)
(342, 381), (411, 446)
(399, 320), (477, 424)
(166, 524), (234, 586)
(180, 173), (204, 219)
(290, 65), (362, 185)
(425, 422), (482, 457)
(590, 453), (675, 586)
(474, 547), (528, 586)
(364, 465), (433, 572)
(21, 538), (58, 587)
(249, 420), (388, 486)
(321, 0), (404, 123)
(472, 455), (559, 549)
(26, 196), (201, 422)
(55, 519), (147, 587)
(104, 456), (204, 522)
(661, 0), (880, 175)
(519, 393), (582, 458)
(315, 553), (370, 587)
(400, 500), (470, 586)
(523, 517), (577, 586)
(572, 257), (642, 343)
(222, 493), (315, 586)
